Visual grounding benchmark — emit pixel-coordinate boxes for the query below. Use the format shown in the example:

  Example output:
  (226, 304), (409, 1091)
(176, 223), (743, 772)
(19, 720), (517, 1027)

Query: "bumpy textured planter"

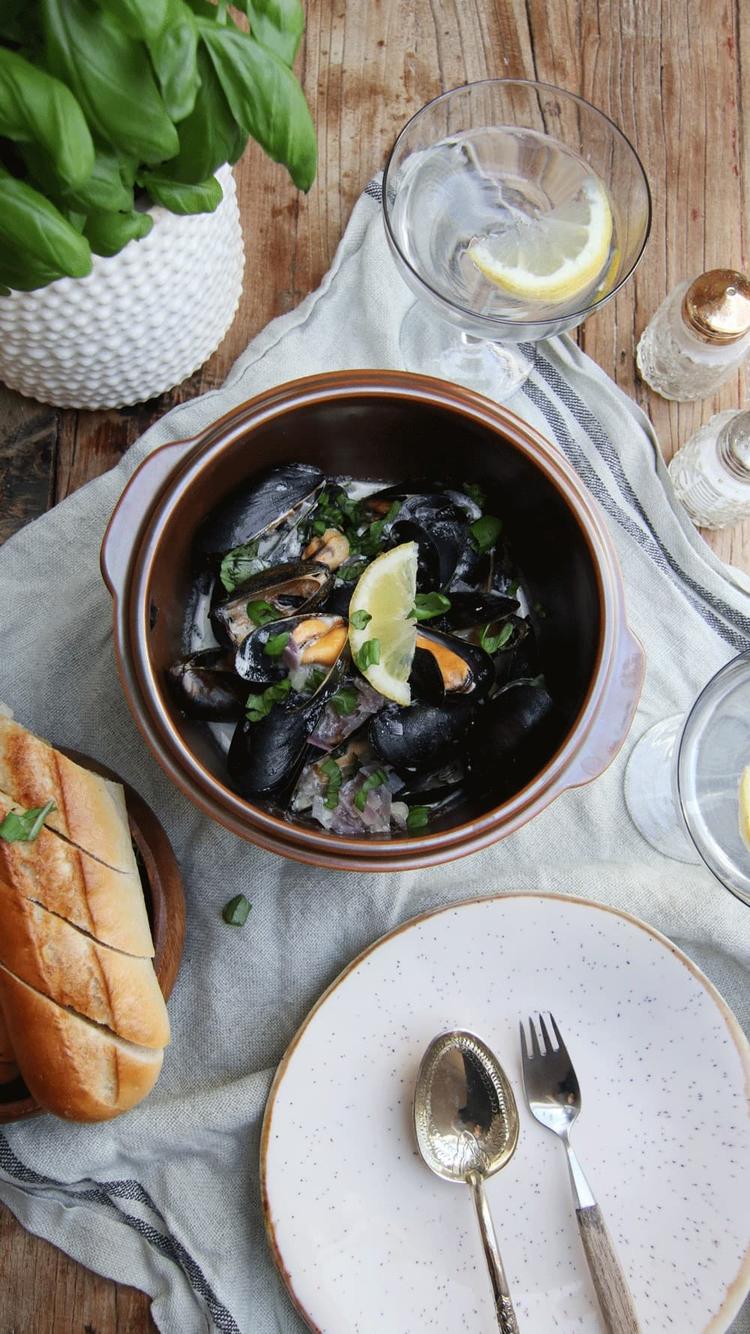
(0, 165), (244, 410)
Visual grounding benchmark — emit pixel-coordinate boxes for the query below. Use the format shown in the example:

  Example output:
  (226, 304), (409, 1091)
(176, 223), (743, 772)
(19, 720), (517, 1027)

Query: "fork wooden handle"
(576, 1204), (641, 1334)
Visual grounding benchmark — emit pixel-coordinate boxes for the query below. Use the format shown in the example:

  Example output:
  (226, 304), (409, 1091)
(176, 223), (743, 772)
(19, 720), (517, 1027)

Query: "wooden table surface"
(1, 1), (748, 1330)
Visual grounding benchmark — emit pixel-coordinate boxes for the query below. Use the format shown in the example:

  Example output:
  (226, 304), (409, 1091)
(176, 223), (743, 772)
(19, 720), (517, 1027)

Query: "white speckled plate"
(261, 894), (750, 1333)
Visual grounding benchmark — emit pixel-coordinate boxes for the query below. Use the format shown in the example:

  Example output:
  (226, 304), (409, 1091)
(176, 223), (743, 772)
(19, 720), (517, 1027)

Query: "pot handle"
(558, 624), (645, 791)
(100, 435), (199, 600)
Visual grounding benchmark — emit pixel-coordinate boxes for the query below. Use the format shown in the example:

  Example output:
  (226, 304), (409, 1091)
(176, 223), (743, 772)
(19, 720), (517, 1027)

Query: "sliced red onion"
(309, 681), (384, 751)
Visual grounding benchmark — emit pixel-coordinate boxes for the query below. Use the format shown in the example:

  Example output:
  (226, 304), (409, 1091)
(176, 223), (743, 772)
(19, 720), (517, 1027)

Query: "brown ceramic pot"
(101, 371), (644, 872)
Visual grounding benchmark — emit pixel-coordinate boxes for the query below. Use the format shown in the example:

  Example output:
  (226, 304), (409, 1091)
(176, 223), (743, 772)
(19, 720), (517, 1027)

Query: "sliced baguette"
(0, 964), (164, 1121)
(0, 717), (137, 875)
(0, 880), (169, 1049)
(0, 787), (153, 957)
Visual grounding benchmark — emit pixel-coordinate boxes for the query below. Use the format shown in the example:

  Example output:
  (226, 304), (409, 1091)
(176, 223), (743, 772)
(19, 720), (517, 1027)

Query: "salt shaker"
(668, 408), (750, 529)
(636, 269), (750, 401)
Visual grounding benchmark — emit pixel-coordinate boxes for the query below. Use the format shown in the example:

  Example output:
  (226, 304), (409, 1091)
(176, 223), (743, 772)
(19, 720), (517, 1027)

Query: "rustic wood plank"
(1, 2), (749, 1331)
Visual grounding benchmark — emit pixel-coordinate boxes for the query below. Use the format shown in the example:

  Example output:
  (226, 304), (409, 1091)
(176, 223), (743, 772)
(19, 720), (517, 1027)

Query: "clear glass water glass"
(624, 651), (750, 908)
(383, 79), (651, 399)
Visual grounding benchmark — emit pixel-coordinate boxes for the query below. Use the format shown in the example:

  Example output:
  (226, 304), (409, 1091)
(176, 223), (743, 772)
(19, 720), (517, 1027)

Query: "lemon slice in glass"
(467, 176), (614, 304)
(348, 542), (418, 705)
(739, 765), (750, 848)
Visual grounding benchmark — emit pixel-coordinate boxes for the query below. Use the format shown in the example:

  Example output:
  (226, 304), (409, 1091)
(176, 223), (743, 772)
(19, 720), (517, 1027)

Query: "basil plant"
(0, 0), (316, 292)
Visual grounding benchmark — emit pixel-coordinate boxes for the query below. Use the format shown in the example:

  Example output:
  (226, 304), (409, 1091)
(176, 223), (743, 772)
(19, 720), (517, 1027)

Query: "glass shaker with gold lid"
(636, 269), (750, 400)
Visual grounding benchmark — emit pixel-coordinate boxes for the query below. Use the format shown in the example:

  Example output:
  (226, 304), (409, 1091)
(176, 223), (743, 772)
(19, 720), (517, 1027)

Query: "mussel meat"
(410, 629), (494, 705)
(166, 649), (247, 721)
(212, 561), (332, 649)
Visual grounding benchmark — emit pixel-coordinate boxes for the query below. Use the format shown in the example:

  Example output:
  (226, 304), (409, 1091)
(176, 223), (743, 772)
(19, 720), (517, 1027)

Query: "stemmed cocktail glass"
(383, 79), (651, 399)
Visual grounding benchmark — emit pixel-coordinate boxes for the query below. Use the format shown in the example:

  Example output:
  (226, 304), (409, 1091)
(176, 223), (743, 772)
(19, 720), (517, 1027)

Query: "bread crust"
(0, 880), (169, 1049)
(0, 718), (138, 875)
(0, 965), (164, 1121)
(0, 788), (153, 958)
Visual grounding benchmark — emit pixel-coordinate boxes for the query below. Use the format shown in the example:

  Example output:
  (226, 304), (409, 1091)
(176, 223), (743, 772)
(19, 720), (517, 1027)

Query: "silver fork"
(520, 1014), (641, 1334)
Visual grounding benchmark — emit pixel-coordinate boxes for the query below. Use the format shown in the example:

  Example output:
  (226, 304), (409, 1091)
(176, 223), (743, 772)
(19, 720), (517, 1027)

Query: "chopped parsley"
(246, 678), (292, 722)
(329, 686), (359, 716)
(246, 599), (278, 626)
(406, 805), (430, 832)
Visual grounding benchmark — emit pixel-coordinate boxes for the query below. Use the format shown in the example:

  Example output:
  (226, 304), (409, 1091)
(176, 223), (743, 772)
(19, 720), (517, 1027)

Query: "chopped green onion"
(319, 756), (343, 809)
(350, 609), (372, 630)
(330, 686), (359, 716)
(246, 677), (292, 722)
(408, 592), (452, 622)
(355, 638), (380, 672)
(219, 539), (261, 593)
(0, 799), (56, 844)
(406, 804), (430, 832)
(470, 515), (503, 553)
(354, 768), (388, 812)
(480, 621), (514, 654)
(462, 481), (486, 509)
(222, 893), (251, 926)
(246, 599), (278, 626)
(264, 630), (291, 658)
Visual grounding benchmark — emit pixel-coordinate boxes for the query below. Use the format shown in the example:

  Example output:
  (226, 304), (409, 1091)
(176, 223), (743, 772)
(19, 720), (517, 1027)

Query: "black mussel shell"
(398, 761), (466, 806)
(195, 463), (323, 562)
(212, 561), (332, 649)
(411, 629), (494, 704)
(467, 681), (561, 799)
(320, 581), (355, 617)
(441, 591), (519, 630)
(228, 709), (317, 800)
(235, 613), (348, 685)
(390, 515), (468, 592)
(369, 699), (476, 773)
(166, 649), (247, 721)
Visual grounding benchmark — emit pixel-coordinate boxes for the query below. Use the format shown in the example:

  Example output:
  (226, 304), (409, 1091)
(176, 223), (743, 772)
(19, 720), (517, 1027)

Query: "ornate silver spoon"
(414, 1029), (521, 1333)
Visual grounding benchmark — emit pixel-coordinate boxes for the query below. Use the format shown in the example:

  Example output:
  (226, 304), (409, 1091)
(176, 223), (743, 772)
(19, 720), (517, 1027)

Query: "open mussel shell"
(467, 681), (561, 799)
(369, 699), (475, 774)
(195, 462), (323, 562)
(166, 649), (247, 722)
(212, 561), (332, 649)
(410, 629), (494, 705)
(235, 612), (348, 686)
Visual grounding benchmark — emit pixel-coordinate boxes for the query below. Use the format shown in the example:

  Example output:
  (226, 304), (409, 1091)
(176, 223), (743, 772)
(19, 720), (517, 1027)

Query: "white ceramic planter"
(0, 164), (244, 410)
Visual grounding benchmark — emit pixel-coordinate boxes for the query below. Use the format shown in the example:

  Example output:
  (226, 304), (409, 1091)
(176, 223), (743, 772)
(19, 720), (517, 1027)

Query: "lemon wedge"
(467, 176), (613, 304)
(739, 765), (750, 848)
(348, 542), (418, 705)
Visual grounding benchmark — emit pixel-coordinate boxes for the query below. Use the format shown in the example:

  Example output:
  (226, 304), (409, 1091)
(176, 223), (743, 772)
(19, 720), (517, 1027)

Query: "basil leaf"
(469, 515), (503, 554)
(329, 686), (359, 716)
(355, 638), (380, 673)
(479, 621), (514, 654)
(246, 676), (291, 721)
(199, 22), (316, 190)
(264, 630), (290, 658)
(0, 0), (26, 42)
(147, 0), (200, 121)
(42, 0), (180, 164)
(409, 592), (451, 622)
(159, 43), (246, 183)
(62, 148), (134, 212)
(219, 539), (262, 593)
(84, 208), (153, 256)
(406, 804), (429, 832)
(349, 609), (371, 630)
(354, 769), (387, 813)
(222, 892), (251, 925)
(139, 171), (223, 214)
(0, 47), (94, 190)
(246, 599), (278, 626)
(0, 799), (56, 844)
(0, 166), (92, 286)
(245, 0), (304, 67)
(94, 0), (170, 41)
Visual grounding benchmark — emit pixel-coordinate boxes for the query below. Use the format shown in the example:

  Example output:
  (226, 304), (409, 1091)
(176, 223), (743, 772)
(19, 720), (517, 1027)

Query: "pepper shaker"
(668, 408), (750, 529)
(636, 270), (750, 401)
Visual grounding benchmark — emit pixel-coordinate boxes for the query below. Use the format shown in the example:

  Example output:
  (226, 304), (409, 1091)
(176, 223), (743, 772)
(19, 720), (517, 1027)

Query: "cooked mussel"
(196, 462), (323, 564)
(212, 561), (332, 649)
(389, 496), (469, 591)
(467, 681), (561, 799)
(166, 649), (247, 721)
(369, 699), (475, 773)
(410, 629), (494, 705)
(235, 613), (348, 686)
(441, 590), (519, 630)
